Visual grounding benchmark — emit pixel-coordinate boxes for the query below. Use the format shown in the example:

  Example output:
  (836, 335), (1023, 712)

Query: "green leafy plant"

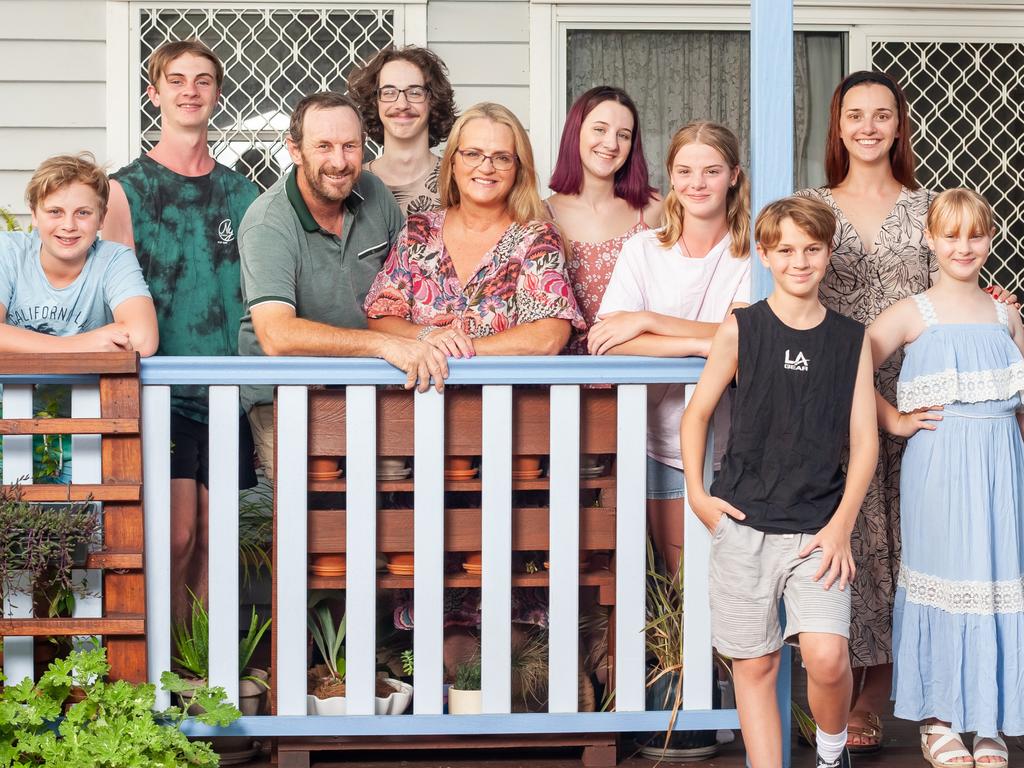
(308, 599), (346, 682)
(172, 590), (271, 687)
(400, 649), (414, 677)
(0, 644), (239, 767)
(453, 657), (481, 691)
(643, 537), (686, 749)
(511, 628), (548, 711)
(0, 485), (99, 602)
(0, 206), (26, 232)
(238, 484), (272, 588)
(33, 394), (67, 482)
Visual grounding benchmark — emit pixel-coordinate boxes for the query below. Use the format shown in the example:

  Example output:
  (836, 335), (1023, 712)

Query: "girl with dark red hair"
(545, 86), (661, 353)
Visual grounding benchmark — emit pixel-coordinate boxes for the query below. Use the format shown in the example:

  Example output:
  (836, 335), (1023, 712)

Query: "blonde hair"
(926, 188), (995, 238)
(657, 121), (750, 259)
(439, 102), (546, 225)
(147, 39), (224, 89)
(25, 153), (110, 215)
(755, 196), (836, 250)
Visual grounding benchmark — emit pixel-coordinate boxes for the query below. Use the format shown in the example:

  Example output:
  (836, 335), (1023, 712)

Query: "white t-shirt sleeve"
(733, 257), (752, 304)
(102, 242), (152, 311)
(596, 231), (649, 315)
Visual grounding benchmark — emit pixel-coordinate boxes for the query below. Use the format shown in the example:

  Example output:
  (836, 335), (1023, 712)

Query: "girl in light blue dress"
(868, 189), (1024, 768)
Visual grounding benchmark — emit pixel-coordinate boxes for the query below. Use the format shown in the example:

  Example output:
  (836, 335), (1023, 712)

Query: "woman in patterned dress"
(364, 102), (584, 353)
(798, 71), (1014, 754)
(545, 86), (661, 354)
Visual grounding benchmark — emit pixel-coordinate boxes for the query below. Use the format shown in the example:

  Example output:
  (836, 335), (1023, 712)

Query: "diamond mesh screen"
(139, 7), (396, 191)
(872, 41), (1024, 293)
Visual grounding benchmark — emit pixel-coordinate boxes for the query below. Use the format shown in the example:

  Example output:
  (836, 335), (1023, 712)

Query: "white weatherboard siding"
(0, 0), (107, 217)
(427, 1), (530, 127)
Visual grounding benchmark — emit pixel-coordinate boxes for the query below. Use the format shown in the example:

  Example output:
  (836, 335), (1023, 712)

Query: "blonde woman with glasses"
(364, 102), (584, 355)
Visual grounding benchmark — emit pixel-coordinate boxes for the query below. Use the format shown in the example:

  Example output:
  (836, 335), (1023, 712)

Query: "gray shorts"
(708, 516), (851, 659)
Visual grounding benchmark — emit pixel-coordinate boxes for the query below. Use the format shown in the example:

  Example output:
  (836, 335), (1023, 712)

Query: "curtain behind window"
(566, 30), (843, 192)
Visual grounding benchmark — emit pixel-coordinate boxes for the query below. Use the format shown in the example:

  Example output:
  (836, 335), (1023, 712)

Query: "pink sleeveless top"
(552, 206), (647, 354)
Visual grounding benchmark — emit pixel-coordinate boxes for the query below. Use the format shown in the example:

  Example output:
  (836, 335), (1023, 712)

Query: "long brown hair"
(658, 121), (750, 259)
(824, 71), (919, 189)
(439, 102), (545, 225)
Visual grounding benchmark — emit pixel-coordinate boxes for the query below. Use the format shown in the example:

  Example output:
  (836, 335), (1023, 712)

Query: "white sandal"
(920, 724), (974, 768)
(972, 735), (1008, 768)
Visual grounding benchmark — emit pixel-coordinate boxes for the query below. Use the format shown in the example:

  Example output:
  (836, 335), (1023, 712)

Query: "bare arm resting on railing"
(0, 296), (157, 355)
(368, 315), (570, 357)
(251, 302), (447, 392)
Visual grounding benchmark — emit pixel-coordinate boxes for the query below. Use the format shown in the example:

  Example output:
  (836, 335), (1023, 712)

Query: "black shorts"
(170, 412), (258, 489)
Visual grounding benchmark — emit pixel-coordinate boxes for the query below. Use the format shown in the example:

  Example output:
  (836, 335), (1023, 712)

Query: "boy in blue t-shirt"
(0, 153), (157, 481)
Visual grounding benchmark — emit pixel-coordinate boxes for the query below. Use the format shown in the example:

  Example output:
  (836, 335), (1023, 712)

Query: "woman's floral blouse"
(364, 209), (585, 338)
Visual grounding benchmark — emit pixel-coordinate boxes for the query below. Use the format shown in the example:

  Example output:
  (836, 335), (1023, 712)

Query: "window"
(566, 30), (844, 191)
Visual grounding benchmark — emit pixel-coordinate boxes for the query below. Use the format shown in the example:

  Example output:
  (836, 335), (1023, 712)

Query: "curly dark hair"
(347, 45), (457, 147)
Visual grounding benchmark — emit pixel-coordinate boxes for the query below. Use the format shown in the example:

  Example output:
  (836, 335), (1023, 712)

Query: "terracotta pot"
(377, 457), (408, 473)
(445, 456), (473, 472)
(310, 554), (346, 569)
(512, 455), (541, 472)
(309, 456), (338, 474)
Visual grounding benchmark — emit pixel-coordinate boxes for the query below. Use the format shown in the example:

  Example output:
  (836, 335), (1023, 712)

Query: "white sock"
(817, 726), (847, 763)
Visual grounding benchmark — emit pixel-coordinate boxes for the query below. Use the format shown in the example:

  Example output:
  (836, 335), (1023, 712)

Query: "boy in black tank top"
(682, 197), (878, 768)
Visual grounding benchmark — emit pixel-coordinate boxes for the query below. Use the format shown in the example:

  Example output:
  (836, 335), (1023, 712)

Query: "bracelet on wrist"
(416, 326), (436, 341)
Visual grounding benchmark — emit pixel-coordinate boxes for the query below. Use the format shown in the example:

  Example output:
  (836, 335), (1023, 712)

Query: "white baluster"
(3, 384), (35, 683)
(208, 386), (240, 704)
(614, 384), (647, 711)
(275, 387), (308, 716)
(71, 384), (102, 649)
(142, 385), (172, 708)
(481, 385), (512, 713)
(682, 384), (715, 711)
(345, 385), (377, 715)
(413, 389), (444, 714)
(548, 385), (580, 713)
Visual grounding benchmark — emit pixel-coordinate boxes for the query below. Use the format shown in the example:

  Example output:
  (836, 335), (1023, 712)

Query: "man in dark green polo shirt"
(238, 91), (447, 479)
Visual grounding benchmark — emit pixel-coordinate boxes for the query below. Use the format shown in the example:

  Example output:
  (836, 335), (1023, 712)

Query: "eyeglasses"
(377, 85), (429, 103)
(455, 149), (518, 172)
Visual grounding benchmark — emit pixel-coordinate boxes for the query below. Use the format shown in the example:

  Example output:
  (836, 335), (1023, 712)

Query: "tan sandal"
(972, 735), (1008, 768)
(921, 724), (974, 768)
(847, 709), (883, 753)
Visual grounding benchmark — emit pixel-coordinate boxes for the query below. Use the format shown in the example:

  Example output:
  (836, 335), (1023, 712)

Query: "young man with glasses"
(348, 46), (458, 216)
(237, 92), (449, 481)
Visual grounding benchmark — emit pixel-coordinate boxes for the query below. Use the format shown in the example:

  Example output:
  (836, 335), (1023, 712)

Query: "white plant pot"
(308, 694), (347, 715)
(448, 687), (482, 714)
(375, 678), (413, 715)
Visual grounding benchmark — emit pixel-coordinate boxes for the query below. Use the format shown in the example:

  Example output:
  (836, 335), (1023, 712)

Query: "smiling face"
(287, 105), (364, 205)
(452, 118), (517, 209)
(32, 182), (104, 272)
(926, 214), (993, 283)
(757, 217), (830, 298)
(669, 142), (738, 222)
(578, 99), (634, 181)
(147, 53), (219, 129)
(377, 59), (431, 143)
(838, 83), (899, 168)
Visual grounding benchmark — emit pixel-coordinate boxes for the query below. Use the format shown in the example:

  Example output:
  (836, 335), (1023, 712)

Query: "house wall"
(427, 0), (530, 126)
(0, 0), (107, 216)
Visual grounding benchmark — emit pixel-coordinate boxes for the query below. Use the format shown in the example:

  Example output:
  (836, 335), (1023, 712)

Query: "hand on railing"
(421, 325), (476, 359)
(379, 336), (448, 393)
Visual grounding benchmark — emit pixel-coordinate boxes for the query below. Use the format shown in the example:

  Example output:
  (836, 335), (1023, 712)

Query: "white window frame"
(105, 0), (428, 169)
(528, 0), (1024, 186)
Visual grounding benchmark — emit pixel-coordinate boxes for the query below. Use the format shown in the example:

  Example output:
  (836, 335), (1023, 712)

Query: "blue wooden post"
(751, 2), (795, 767)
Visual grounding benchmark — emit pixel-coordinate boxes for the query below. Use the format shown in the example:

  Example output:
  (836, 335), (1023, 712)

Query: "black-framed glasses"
(377, 85), (429, 103)
(455, 149), (518, 172)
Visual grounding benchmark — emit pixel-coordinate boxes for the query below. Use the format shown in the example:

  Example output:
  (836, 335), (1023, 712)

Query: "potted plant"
(0, 644), (239, 766)
(636, 539), (720, 762)
(307, 598), (347, 714)
(171, 590), (271, 715)
(448, 657), (482, 714)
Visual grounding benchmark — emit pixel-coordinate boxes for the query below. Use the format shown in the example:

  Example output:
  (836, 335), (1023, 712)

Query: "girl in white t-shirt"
(590, 121), (751, 576)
